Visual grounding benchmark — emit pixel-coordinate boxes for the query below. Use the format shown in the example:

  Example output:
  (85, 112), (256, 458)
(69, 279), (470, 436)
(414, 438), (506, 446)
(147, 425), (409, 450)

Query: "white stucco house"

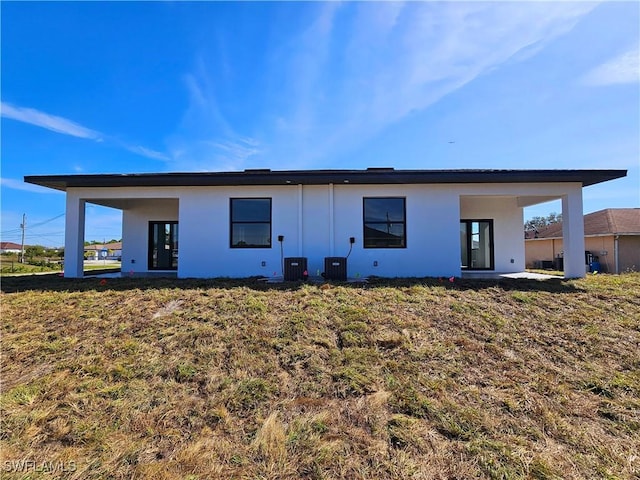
(0, 242), (24, 254)
(84, 242), (123, 261)
(25, 168), (626, 279)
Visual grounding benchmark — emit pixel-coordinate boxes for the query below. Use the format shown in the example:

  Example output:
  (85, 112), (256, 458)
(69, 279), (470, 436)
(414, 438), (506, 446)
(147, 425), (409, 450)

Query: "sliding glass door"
(460, 220), (494, 270)
(149, 222), (178, 270)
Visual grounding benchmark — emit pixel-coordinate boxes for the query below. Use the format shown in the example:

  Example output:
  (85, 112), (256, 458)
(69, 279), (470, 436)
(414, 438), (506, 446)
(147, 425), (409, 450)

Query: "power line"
(0, 228), (22, 235)
(24, 232), (65, 238)
(1, 213), (65, 235)
(1, 232), (64, 238)
(0, 212), (65, 251)
(27, 213), (65, 229)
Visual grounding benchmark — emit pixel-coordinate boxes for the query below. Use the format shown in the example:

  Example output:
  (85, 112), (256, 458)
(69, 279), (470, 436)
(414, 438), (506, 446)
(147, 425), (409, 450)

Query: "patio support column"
(562, 188), (585, 278)
(64, 195), (86, 278)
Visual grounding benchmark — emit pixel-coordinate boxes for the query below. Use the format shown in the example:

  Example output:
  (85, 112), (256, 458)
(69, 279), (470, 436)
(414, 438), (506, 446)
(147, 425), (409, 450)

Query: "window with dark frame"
(230, 198), (272, 248)
(460, 219), (494, 270)
(363, 197), (406, 248)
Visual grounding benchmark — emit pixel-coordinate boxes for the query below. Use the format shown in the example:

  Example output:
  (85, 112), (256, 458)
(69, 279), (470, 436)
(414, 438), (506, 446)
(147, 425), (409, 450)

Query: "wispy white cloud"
(282, 3), (342, 138)
(1, 101), (102, 140)
(122, 144), (171, 162)
(209, 138), (261, 163)
(168, 136), (262, 172)
(169, 2), (598, 171)
(1, 101), (172, 162)
(582, 47), (640, 86)
(257, 2), (596, 168)
(308, 2), (596, 163)
(0, 177), (63, 194)
(180, 56), (236, 139)
(166, 55), (263, 171)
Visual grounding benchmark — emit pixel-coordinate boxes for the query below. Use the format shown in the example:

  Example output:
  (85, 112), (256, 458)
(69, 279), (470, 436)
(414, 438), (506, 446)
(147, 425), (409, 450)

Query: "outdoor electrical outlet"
(349, 237), (355, 244)
(278, 235), (284, 242)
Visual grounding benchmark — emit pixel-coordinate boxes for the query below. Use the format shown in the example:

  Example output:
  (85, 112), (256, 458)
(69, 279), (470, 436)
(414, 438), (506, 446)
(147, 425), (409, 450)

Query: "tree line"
(524, 212), (562, 232)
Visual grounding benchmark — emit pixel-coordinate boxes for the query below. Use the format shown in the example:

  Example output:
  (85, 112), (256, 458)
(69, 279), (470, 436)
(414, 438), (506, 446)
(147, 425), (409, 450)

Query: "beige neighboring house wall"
(584, 236), (616, 273)
(618, 236), (640, 272)
(525, 238), (563, 267)
(525, 208), (639, 274)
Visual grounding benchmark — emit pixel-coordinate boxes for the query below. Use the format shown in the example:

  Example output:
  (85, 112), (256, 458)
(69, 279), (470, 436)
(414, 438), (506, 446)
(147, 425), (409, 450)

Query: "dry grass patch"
(1, 273), (639, 479)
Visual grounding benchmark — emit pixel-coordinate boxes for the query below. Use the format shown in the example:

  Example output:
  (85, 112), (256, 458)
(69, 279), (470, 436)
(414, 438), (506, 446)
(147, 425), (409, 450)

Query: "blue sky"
(1, 1), (638, 247)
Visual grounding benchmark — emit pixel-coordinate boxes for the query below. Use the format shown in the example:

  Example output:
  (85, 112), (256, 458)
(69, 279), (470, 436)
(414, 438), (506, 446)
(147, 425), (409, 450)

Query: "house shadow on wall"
(0, 272), (583, 295)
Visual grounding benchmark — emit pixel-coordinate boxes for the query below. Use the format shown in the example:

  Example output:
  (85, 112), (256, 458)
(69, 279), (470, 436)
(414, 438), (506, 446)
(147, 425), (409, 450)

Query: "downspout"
(329, 183), (335, 256)
(298, 184), (303, 257)
(614, 235), (619, 274)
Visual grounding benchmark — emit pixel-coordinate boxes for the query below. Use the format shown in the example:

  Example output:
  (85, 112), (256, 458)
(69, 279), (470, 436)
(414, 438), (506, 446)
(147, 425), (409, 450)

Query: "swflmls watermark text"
(3, 459), (77, 473)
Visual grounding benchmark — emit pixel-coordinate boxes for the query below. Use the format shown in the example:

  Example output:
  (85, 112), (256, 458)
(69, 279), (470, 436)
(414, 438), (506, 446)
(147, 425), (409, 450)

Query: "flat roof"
(24, 168), (627, 191)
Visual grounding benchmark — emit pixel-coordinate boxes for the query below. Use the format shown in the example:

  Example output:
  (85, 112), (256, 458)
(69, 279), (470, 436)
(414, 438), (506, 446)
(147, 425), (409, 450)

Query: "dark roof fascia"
(24, 169), (627, 192)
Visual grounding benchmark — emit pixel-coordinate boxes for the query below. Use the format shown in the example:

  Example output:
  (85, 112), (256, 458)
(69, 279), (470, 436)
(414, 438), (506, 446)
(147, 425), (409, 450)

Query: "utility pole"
(20, 213), (26, 263)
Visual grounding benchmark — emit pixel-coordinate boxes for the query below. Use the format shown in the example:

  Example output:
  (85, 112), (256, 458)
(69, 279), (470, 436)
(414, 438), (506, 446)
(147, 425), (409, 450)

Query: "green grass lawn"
(0, 260), (63, 275)
(526, 268), (564, 277)
(1, 274), (639, 479)
(82, 263), (122, 272)
(0, 261), (121, 276)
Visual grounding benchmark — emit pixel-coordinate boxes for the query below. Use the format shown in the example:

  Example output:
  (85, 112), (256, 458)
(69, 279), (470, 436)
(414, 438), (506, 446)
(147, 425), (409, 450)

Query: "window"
(149, 222), (178, 270)
(363, 197), (406, 248)
(230, 198), (272, 248)
(460, 220), (494, 270)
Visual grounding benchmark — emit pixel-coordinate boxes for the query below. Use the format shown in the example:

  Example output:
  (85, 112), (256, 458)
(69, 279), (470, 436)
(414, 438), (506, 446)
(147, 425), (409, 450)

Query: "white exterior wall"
(177, 184), (460, 278)
(333, 184), (461, 277)
(178, 186), (299, 278)
(301, 185), (331, 274)
(63, 181), (585, 279)
(122, 199), (179, 273)
(460, 196), (525, 272)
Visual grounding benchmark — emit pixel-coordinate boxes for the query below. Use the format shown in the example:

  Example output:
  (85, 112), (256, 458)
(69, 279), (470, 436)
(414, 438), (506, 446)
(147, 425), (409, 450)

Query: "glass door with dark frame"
(460, 220), (494, 270)
(149, 222), (178, 270)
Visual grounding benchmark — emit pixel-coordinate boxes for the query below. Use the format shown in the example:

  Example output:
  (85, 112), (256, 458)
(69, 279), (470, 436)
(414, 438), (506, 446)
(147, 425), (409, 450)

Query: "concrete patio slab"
(462, 271), (562, 280)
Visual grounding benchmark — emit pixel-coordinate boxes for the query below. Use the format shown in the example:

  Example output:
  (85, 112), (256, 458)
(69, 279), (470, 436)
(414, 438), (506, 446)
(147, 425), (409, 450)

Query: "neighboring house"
(24, 168), (626, 279)
(526, 208), (640, 273)
(0, 242), (23, 254)
(84, 242), (123, 260)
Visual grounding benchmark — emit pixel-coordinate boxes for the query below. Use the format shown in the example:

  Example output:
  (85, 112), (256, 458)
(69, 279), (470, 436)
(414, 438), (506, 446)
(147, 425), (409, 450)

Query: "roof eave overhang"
(24, 169), (628, 192)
